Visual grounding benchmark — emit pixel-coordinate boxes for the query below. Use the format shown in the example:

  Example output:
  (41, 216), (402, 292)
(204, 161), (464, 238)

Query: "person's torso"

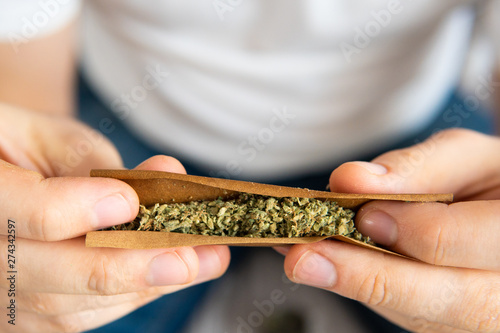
(81, 0), (475, 180)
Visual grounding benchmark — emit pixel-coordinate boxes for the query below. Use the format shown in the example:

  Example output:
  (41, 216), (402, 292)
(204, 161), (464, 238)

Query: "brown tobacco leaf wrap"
(86, 169), (453, 257)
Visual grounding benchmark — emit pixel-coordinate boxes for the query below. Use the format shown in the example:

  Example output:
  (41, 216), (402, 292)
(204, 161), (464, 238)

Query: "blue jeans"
(79, 75), (494, 333)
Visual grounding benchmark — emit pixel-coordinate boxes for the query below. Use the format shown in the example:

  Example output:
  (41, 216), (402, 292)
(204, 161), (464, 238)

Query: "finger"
(134, 155), (187, 174)
(6, 245), (228, 315)
(367, 306), (473, 333)
(2, 236), (229, 295)
(9, 295), (161, 333)
(329, 129), (500, 200)
(273, 246), (291, 256)
(40, 118), (126, 177)
(0, 160), (139, 241)
(284, 241), (500, 333)
(355, 200), (500, 270)
(5, 281), (201, 315)
(0, 104), (124, 177)
(133, 156), (232, 283)
(3, 237), (229, 295)
(2, 288), (163, 317)
(49, 296), (161, 333)
(4, 291), (158, 316)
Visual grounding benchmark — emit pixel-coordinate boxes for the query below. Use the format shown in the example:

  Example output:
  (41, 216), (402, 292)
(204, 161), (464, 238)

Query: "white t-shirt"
(1, 1), (496, 180)
(0, 0), (81, 48)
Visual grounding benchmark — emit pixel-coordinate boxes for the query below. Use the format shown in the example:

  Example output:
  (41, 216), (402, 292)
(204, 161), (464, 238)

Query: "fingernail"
(274, 246), (291, 256)
(353, 162), (387, 175)
(293, 251), (337, 288)
(147, 252), (190, 286)
(358, 210), (397, 246)
(194, 247), (221, 282)
(93, 194), (135, 228)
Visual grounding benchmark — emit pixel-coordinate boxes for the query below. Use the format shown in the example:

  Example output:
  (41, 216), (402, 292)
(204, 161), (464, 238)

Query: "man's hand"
(283, 129), (500, 333)
(0, 104), (230, 332)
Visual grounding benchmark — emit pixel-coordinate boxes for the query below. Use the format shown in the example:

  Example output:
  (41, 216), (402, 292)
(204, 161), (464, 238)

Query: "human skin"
(0, 18), (229, 333)
(3, 10), (500, 333)
(282, 129), (500, 333)
(0, 104), (230, 332)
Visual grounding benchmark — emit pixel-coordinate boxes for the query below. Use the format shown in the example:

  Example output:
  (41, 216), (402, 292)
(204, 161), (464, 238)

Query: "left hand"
(282, 129), (500, 333)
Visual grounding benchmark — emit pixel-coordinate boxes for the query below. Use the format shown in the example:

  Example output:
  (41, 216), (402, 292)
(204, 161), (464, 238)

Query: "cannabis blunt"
(111, 193), (373, 243)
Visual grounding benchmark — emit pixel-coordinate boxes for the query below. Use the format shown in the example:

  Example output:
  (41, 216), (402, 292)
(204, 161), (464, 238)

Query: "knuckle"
(431, 225), (446, 266)
(422, 223), (447, 265)
(418, 212), (457, 266)
(87, 253), (121, 295)
(49, 313), (86, 333)
(28, 205), (63, 242)
(408, 317), (456, 333)
(464, 280), (500, 332)
(135, 287), (163, 299)
(25, 293), (58, 315)
(430, 128), (496, 151)
(28, 208), (49, 242)
(431, 128), (476, 142)
(357, 269), (393, 307)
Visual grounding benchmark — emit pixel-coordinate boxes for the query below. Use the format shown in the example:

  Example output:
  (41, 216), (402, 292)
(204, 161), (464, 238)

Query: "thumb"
(329, 129), (500, 200)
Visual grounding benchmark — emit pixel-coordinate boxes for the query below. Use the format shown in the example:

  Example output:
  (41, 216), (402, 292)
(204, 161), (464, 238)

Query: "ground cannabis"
(111, 193), (373, 244)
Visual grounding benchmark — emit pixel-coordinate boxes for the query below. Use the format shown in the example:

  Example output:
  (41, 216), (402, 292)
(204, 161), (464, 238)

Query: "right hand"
(0, 104), (230, 332)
